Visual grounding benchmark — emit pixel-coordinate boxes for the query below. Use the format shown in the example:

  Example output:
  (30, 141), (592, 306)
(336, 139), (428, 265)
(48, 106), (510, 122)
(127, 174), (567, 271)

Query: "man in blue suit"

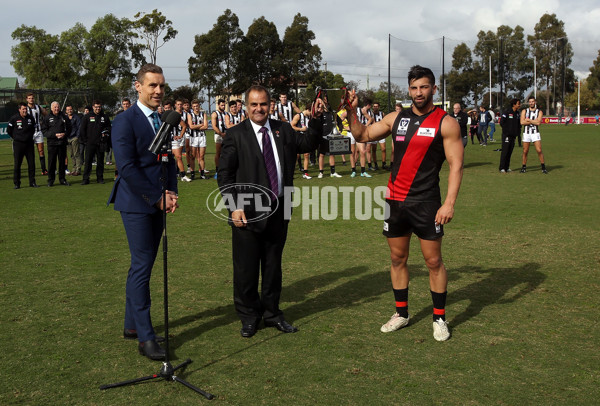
(108, 64), (179, 361)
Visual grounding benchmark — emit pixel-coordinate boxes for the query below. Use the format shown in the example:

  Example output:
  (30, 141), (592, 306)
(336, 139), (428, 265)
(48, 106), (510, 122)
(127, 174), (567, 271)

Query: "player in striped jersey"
(187, 99), (208, 179)
(520, 96), (548, 174)
(26, 93), (48, 175)
(346, 65), (463, 342)
(291, 107), (313, 179)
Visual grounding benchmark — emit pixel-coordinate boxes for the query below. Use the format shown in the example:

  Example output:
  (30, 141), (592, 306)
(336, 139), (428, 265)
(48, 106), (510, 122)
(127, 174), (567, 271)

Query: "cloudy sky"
(2, 0), (599, 91)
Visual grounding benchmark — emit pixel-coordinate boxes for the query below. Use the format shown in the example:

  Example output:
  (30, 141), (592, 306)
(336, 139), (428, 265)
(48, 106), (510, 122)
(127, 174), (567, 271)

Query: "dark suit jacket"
(218, 117), (323, 232)
(108, 103), (178, 212)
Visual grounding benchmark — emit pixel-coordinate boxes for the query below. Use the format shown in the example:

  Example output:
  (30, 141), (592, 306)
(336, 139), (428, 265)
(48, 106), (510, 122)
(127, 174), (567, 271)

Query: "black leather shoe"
(14, 184), (20, 189)
(30, 182), (39, 188)
(264, 320), (298, 333)
(123, 329), (164, 343)
(97, 179), (105, 184)
(81, 180), (90, 185)
(138, 339), (166, 361)
(47, 180), (54, 187)
(60, 180), (71, 186)
(240, 323), (257, 338)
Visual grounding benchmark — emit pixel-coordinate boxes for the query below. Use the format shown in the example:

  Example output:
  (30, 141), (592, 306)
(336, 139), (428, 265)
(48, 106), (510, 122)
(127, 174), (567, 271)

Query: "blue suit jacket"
(108, 103), (178, 212)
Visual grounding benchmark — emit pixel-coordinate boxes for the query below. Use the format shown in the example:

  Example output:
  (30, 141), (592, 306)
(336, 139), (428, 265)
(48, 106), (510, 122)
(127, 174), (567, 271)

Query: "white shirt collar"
(136, 100), (155, 118)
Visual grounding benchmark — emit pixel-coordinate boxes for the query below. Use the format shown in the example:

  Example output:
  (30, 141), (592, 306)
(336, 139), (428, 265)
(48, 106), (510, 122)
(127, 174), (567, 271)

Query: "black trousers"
(499, 136), (516, 171)
(83, 143), (105, 182)
(47, 143), (67, 182)
(231, 202), (288, 324)
(13, 140), (36, 186)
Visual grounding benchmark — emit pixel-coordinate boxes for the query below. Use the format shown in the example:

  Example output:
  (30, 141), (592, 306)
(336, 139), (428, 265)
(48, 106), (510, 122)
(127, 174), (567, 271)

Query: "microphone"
(148, 110), (182, 155)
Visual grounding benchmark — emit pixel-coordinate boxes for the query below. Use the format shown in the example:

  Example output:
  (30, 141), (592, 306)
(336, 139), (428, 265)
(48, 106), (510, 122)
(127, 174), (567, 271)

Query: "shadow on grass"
(463, 161), (491, 169)
(410, 262), (545, 328)
(166, 265), (401, 351)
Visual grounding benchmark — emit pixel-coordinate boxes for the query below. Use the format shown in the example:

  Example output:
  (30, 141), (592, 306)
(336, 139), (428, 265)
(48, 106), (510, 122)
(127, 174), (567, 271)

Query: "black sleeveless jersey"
(387, 107), (447, 202)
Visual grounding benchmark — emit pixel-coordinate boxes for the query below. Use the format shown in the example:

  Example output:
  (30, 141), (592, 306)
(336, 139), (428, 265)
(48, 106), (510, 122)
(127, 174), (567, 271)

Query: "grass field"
(0, 123), (598, 405)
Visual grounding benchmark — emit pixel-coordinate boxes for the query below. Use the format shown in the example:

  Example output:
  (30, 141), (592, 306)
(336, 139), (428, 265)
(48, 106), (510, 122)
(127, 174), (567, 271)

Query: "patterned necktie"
(151, 111), (160, 134)
(259, 126), (279, 200)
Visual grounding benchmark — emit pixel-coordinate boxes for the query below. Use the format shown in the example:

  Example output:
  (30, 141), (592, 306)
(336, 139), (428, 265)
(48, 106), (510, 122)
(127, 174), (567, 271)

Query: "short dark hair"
(528, 96), (536, 102)
(122, 97), (130, 103)
(191, 99), (200, 105)
(136, 63), (163, 83)
(511, 98), (520, 106)
(18, 102), (28, 109)
(407, 65), (435, 86)
(246, 85), (271, 103)
(93, 100), (102, 106)
(217, 99), (225, 104)
(163, 100), (172, 107)
(228, 100), (237, 107)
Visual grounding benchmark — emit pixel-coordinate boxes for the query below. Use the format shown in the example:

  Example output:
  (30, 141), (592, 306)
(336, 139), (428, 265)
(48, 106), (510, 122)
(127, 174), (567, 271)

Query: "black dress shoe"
(240, 323), (257, 338)
(47, 180), (54, 187)
(123, 329), (165, 343)
(81, 180), (90, 185)
(60, 180), (71, 186)
(138, 339), (166, 361)
(264, 320), (298, 333)
(14, 184), (20, 189)
(97, 179), (105, 184)
(30, 182), (39, 188)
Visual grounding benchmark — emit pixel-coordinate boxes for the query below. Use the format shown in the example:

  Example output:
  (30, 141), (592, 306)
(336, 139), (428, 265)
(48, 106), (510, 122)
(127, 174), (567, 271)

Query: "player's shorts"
(185, 131), (191, 140)
(171, 137), (184, 150)
(378, 138), (386, 144)
(33, 130), (44, 144)
(214, 133), (224, 144)
(522, 132), (541, 143)
(382, 199), (444, 240)
(190, 135), (206, 148)
(346, 132), (356, 145)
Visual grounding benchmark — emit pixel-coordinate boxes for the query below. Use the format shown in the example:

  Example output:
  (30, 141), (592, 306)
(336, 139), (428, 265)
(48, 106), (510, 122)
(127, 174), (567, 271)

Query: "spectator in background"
(42, 101), (71, 187)
(488, 109), (496, 142)
(7, 102), (37, 188)
(499, 99), (521, 173)
(450, 103), (469, 148)
(65, 105), (82, 176)
(80, 101), (111, 184)
(477, 105), (492, 146)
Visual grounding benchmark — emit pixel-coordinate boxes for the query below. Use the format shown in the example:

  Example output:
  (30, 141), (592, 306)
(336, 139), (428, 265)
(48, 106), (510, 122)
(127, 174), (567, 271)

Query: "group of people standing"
(449, 96), (548, 174)
(7, 93), (117, 189)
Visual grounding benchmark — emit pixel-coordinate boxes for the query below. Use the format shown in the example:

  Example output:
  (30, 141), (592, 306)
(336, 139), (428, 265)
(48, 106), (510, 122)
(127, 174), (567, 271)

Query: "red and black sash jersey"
(387, 107), (447, 202)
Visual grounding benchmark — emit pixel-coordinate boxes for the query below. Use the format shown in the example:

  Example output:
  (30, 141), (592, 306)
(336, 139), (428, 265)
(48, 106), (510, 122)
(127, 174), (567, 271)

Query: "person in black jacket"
(450, 103), (469, 148)
(80, 101), (111, 184)
(41, 101), (71, 186)
(7, 102), (38, 189)
(499, 98), (522, 172)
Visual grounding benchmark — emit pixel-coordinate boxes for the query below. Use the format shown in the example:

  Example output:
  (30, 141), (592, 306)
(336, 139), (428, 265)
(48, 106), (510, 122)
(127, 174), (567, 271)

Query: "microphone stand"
(100, 143), (214, 400)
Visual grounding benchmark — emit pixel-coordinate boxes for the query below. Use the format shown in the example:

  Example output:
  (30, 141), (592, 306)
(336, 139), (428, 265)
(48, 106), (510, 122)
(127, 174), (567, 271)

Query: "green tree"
(528, 13), (574, 114)
(586, 51), (600, 109)
(446, 42), (483, 108)
(11, 25), (61, 88)
(281, 13), (322, 101)
(188, 9), (244, 98)
(131, 9), (178, 65)
(237, 17), (283, 89)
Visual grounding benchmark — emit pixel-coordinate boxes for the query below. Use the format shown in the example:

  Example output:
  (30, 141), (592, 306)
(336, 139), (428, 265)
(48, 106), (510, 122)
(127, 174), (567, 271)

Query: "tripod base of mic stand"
(100, 358), (214, 400)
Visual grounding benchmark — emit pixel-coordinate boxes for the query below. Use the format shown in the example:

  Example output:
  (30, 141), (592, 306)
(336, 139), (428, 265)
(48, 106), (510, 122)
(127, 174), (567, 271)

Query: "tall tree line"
(445, 13), (576, 114)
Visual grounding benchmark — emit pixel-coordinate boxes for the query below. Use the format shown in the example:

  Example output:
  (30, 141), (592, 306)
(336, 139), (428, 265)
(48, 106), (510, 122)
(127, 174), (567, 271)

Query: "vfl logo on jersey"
(417, 127), (435, 137)
(396, 118), (410, 135)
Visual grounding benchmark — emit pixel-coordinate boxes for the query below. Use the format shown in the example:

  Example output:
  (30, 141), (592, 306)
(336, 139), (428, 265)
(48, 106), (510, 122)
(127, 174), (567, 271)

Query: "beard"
(411, 93), (433, 109)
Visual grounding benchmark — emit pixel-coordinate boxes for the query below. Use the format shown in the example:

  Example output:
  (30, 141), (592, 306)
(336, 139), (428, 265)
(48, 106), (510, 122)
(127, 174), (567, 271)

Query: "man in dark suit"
(108, 64), (179, 360)
(218, 85), (324, 338)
